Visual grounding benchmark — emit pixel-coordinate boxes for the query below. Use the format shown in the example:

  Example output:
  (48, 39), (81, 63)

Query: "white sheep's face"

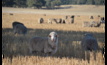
(48, 32), (58, 47)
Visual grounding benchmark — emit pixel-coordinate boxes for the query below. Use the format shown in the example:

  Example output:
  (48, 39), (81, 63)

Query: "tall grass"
(2, 28), (105, 65)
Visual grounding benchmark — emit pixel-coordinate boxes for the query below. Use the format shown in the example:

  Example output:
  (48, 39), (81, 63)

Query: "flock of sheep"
(83, 16), (105, 27)
(38, 15), (105, 28)
(12, 20), (105, 57)
(38, 15), (75, 24)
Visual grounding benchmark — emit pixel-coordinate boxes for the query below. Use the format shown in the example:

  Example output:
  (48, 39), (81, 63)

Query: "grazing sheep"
(98, 15), (100, 17)
(48, 18), (58, 24)
(81, 33), (98, 51)
(90, 21), (101, 27)
(90, 16), (94, 19)
(13, 23), (27, 35)
(12, 21), (27, 35)
(83, 21), (101, 27)
(61, 16), (69, 24)
(9, 13), (13, 15)
(71, 15), (75, 23)
(38, 18), (44, 24)
(29, 31), (58, 56)
(64, 16), (68, 19)
(100, 17), (105, 23)
(12, 21), (24, 29)
(83, 21), (91, 27)
(61, 18), (66, 24)
(56, 18), (62, 24)
(61, 15), (75, 24)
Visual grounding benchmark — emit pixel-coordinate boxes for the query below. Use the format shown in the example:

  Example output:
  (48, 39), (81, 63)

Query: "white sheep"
(29, 31), (58, 56)
(48, 18), (57, 24)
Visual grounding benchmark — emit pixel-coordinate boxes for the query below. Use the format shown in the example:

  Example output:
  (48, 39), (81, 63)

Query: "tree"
(94, 0), (105, 5)
(2, 0), (105, 8)
(86, 0), (95, 5)
(45, 0), (61, 9)
(34, 0), (46, 9)
(77, 0), (87, 4)
(2, 0), (15, 7)
(26, 0), (45, 8)
(26, 0), (35, 7)
(13, 0), (27, 7)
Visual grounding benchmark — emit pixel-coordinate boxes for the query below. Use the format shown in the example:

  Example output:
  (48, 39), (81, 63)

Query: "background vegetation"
(2, 0), (105, 8)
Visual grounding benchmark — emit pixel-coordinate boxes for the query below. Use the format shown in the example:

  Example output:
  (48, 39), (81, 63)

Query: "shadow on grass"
(2, 28), (105, 61)
(41, 6), (72, 10)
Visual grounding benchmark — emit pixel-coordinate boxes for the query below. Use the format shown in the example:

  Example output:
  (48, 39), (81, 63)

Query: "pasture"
(2, 5), (105, 65)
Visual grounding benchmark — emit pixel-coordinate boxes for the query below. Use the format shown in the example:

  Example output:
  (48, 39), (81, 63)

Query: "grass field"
(2, 5), (105, 65)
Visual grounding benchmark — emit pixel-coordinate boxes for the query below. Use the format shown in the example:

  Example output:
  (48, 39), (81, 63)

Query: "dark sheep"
(71, 15), (75, 23)
(12, 21), (24, 29)
(12, 21), (27, 35)
(90, 16), (94, 19)
(38, 18), (44, 24)
(81, 33), (98, 51)
(9, 13), (13, 15)
(13, 24), (27, 35)
(100, 17), (105, 23)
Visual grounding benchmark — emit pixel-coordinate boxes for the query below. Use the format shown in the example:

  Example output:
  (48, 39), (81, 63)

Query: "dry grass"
(2, 5), (105, 65)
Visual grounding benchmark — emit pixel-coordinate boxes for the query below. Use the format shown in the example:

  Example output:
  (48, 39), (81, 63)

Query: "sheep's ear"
(48, 35), (51, 37)
(55, 35), (59, 37)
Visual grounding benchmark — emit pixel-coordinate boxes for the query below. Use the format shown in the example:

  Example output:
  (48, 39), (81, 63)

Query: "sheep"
(38, 18), (44, 24)
(70, 15), (75, 23)
(61, 15), (75, 24)
(100, 17), (105, 24)
(12, 21), (24, 29)
(61, 18), (66, 24)
(64, 16), (68, 19)
(9, 13), (13, 15)
(48, 18), (52, 24)
(98, 15), (100, 17)
(28, 31), (58, 56)
(65, 17), (75, 24)
(61, 16), (70, 24)
(48, 18), (58, 24)
(90, 16), (94, 19)
(90, 21), (101, 27)
(83, 21), (101, 27)
(13, 24), (27, 35)
(12, 21), (27, 35)
(82, 21), (91, 27)
(56, 18), (62, 24)
(81, 33), (98, 51)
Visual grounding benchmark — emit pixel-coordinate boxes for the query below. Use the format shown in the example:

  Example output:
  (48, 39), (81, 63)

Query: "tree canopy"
(2, 0), (105, 9)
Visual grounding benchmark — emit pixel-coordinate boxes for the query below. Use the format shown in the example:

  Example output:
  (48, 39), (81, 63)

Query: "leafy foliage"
(2, 0), (105, 8)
